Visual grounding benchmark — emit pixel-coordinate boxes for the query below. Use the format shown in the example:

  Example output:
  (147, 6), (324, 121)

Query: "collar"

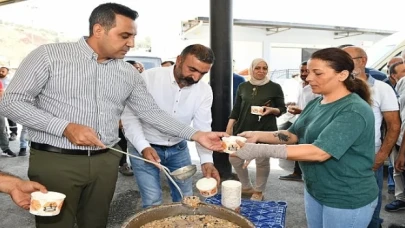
(77, 37), (113, 63)
(366, 73), (375, 86)
(169, 65), (177, 85)
(78, 37), (97, 60)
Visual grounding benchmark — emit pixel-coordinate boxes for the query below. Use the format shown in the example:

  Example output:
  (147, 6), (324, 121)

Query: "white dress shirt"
(290, 82), (320, 123)
(0, 76), (11, 89)
(297, 83), (320, 110)
(122, 66), (214, 164)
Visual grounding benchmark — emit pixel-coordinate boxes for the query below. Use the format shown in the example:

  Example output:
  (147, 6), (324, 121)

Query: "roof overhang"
(0, 0), (27, 6)
(182, 17), (397, 39)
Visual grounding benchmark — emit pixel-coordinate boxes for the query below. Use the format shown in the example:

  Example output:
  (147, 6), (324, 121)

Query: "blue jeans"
(128, 140), (193, 208)
(388, 160), (395, 191)
(20, 125), (28, 148)
(305, 189), (377, 228)
(368, 165), (383, 228)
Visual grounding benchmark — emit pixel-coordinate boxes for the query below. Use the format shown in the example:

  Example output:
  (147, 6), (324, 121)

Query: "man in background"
(0, 67), (18, 141)
(161, 60), (174, 67)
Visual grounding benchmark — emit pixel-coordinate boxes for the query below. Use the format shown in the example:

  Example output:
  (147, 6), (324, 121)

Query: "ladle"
(109, 147), (197, 199)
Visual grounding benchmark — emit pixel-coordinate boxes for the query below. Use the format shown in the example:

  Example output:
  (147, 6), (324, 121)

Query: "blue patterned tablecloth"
(205, 194), (287, 228)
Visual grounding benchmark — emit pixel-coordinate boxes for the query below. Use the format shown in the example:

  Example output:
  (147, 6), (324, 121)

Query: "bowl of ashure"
(121, 198), (255, 228)
(30, 191), (66, 216)
(196, 177), (218, 197)
(251, 106), (264, 115)
(222, 136), (248, 154)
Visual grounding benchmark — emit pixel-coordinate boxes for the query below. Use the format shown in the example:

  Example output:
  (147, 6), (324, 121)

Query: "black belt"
(150, 142), (182, 149)
(30, 142), (110, 156)
(150, 143), (169, 149)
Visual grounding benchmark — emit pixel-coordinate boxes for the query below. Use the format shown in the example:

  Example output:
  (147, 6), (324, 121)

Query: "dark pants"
(28, 147), (121, 228)
(7, 119), (17, 134)
(293, 161), (302, 175)
(118, 128), (128, 166)
(213, 152), (232, 179)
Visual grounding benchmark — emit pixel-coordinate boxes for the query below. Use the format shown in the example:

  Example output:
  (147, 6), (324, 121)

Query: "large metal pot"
(122, 202), (255, 228)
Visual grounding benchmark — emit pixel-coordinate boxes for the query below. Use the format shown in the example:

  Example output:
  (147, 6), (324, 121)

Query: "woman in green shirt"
(226, 58), (286, 201)
(229, 48), (378, 227)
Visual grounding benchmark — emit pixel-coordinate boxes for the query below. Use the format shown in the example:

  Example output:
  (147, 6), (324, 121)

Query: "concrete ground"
(1, 137), (404, 228)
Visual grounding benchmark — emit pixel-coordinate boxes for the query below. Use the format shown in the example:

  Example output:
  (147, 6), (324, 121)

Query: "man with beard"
(121, 44), (220, 208)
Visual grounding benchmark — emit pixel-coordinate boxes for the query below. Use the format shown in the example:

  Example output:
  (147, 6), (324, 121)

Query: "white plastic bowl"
(30, 191), (66, 216)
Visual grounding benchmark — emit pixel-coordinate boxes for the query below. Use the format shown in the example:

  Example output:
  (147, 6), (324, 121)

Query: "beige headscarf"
(248, 58), (270, 86)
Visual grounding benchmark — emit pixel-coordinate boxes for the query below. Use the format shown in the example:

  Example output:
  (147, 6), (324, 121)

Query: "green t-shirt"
(230, 81), (286, 134)
(288, 93), (378, 209)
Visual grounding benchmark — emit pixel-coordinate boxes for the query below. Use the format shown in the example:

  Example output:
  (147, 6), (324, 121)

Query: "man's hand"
(285, 102), (296, 106)
(201, 163), (220, 184)
(191, 131), (229, 151)
(373, 151), (388, 171)
(288, 106), (302, 115)
(63, 123), (105, 148)
(237, 131), (258, 143)
(9, 180), (47, 210)
(142, 147), (161, 168)
(395, 152), (405, 172)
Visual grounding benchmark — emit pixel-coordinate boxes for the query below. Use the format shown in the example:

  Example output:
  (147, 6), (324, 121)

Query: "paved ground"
(1, 136), (404, 227)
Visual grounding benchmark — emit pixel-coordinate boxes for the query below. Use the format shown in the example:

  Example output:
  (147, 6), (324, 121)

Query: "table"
(205, 194), (287, 228)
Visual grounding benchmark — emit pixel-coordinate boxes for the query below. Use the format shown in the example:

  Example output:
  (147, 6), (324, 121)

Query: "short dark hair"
(180, 44), (215, 64)
(161, 61), (175, 66)
(126, 60), (137, 65)
(390, 61), (404, 75)
(301, 61), (307, 66)
(311, 48), (371, 104)
(89, 3), (139, 36)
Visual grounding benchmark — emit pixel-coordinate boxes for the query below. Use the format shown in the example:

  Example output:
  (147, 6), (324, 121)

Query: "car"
(366, 31), (405, 73)
(124, 54), (162, 70)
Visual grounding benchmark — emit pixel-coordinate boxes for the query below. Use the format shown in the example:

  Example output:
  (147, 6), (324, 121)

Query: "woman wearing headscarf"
(226, 58), (286, 201)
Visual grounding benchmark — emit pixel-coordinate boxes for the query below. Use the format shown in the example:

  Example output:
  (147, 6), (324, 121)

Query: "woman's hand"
(287, 106), (302, 115)
(262, 107), (280, 116)
(238, 131), (259, 143)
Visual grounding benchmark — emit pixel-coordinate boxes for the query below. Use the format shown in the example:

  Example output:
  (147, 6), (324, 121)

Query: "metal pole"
(210, 0), (233, 179)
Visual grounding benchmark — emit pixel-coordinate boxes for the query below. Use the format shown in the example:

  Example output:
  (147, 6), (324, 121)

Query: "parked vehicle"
(367, 31), (405, 73)
(124, 54), (162, 70)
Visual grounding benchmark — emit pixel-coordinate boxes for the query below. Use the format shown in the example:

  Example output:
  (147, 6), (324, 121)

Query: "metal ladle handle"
(108, 147), (184, 198)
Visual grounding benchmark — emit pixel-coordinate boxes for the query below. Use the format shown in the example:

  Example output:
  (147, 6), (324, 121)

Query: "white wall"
(175, 24), (389, 71)
(269, 47), (302, 70)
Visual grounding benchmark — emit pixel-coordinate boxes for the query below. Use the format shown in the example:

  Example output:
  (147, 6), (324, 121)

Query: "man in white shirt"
(122, 44), (219, 208)
(279, 61), (319, 181)
(344, 46), (400, 228)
